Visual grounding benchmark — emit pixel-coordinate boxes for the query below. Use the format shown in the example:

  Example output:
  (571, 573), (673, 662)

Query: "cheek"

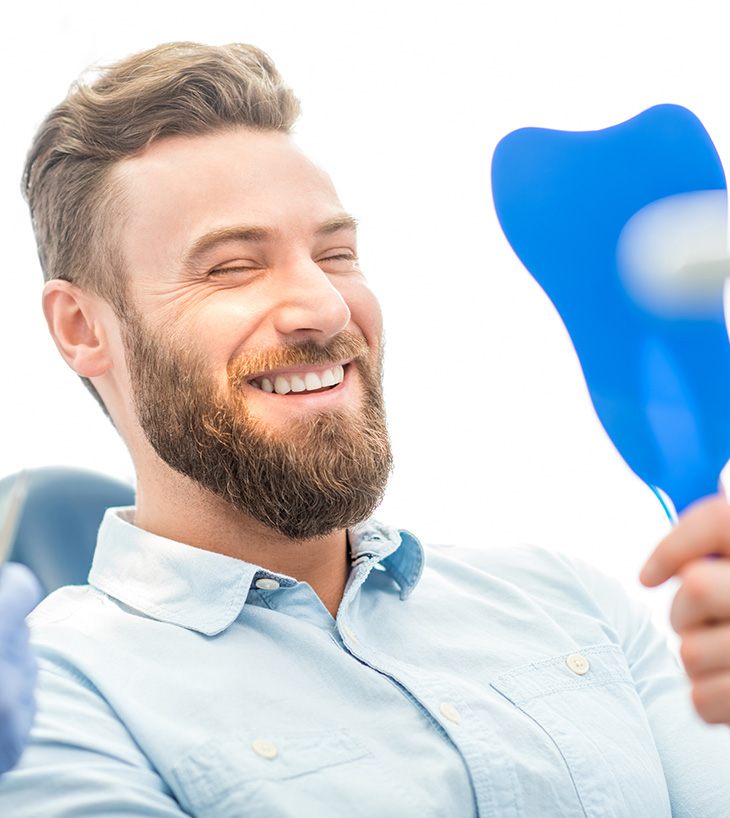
(162, 306), (251, 393)
(347, 283), (383, 346)
(190, 292), (264, 345)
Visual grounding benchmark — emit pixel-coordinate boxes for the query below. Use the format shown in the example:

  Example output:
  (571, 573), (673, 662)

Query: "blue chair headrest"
(0, 467), (135, 597)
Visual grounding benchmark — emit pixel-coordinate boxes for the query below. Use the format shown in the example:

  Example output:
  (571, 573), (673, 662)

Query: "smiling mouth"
(247, 362), (349, 395)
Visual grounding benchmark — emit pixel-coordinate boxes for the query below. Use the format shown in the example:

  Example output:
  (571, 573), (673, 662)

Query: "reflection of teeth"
(252, 365), (346, 394)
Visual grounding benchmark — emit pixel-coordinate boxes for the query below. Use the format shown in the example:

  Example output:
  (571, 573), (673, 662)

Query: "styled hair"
(22, 42), (301, 421)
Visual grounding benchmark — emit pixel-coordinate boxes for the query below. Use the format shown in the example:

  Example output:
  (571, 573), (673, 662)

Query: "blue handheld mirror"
(491, 105), (730, 518)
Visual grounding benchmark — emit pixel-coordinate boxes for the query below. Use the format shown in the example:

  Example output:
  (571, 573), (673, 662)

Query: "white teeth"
(274, 376), (292, 395)
(304, 372), (323, 390)
(253, 364), (347, 394)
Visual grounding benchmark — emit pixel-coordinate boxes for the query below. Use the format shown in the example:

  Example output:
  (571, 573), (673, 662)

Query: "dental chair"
(0, 467), (135, 598)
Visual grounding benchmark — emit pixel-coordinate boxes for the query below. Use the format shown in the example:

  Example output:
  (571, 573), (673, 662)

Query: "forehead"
(112, 128), (345, 275)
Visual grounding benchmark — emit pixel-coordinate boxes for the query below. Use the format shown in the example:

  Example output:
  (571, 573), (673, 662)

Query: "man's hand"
(0, 563), (41, 774)
(640, 494), (730, 725)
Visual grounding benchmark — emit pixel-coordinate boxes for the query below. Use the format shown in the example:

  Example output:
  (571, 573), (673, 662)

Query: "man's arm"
(0, 659), (190, 817)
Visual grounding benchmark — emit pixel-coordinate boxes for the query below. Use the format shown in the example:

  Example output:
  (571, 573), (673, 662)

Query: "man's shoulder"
(27, 583), (124, 648)
(29, 584), (100, 624)
(423, 540), (625, 614)
(424, 540), (589, 582)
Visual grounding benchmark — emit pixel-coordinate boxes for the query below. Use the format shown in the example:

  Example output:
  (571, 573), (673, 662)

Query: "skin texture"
(641, 492), (730, 726)
(42, 127), (393, 620)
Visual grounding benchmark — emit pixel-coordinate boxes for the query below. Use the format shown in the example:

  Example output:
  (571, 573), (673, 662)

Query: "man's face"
(110, 127), (392, 540)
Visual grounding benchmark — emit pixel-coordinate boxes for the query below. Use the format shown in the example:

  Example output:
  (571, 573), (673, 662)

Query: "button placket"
(341, 624), (358, 644)
(439, 702), (461, 724)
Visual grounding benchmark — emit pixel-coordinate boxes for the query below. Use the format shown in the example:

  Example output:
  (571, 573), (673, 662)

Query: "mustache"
(228, 331), (371, 388)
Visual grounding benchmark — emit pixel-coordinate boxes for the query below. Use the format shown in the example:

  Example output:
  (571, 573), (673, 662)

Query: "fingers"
(690, 671), (730, 724)
(680, 623), (730, 676)
(671, 561), (730, 726)
(669, 558), (730, 631)
(640, 494), (730, 586)
(676, 607), (730, 726)
(0, 564), (42, 629)
(640, 492), (730, 726)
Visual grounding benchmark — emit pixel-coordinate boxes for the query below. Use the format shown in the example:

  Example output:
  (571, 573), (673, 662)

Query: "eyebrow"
(181, 214), (359, 271)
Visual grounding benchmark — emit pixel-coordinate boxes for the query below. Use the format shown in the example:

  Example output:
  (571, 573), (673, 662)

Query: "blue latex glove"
(0, 563), (41, 774)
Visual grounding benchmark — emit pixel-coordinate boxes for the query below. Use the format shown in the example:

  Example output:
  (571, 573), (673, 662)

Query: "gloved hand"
(0, 563), (41, 774)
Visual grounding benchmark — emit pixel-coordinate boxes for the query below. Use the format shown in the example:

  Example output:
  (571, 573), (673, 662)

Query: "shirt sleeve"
(560, 550), (730, 818)
(0, 658), (190, 817)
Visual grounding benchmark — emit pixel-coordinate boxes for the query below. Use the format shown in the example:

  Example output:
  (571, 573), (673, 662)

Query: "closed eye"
(317, 253), (357, 264)
(209, 253), (358, 276)
(321, 253), (358, 263)
(208, 265), (261, 276)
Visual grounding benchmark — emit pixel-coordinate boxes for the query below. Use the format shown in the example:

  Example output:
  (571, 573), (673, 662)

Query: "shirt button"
(439, 702), (461, 724)
(255, 578), (281, 590)
(566, 653), (590, 675)
(341, 624), (358, 643)
(252, 739), (278, 759)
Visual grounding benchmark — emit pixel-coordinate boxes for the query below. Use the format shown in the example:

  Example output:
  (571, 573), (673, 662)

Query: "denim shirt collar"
(88, 506), (425, 636)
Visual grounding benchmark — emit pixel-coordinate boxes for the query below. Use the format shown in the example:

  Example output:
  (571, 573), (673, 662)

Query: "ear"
(41, 279), (113, 378)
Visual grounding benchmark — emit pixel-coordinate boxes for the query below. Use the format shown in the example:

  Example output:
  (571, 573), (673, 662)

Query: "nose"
(272, 257), (351, 341)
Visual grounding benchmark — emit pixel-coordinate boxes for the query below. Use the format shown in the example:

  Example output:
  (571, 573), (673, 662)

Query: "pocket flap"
(490, 643), (633, 706)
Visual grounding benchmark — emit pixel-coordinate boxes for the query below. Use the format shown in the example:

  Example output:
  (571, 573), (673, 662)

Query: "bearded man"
(1, 42), (730, 816)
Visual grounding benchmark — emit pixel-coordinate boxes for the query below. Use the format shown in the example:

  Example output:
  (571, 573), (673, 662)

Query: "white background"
(3, 0), (728, 649)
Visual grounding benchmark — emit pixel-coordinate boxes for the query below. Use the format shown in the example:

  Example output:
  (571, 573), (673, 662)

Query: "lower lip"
(245, 364), (353, 405)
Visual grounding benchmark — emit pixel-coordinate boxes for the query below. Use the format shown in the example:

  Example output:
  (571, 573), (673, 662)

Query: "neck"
(132, 462), (351, 621)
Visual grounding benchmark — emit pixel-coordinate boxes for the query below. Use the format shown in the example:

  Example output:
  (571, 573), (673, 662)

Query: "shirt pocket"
(169, 727), (428, 818)
(490, 643), (672, 818)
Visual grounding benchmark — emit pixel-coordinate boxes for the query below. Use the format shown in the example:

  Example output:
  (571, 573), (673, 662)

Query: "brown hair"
(22, 42), (301, 422)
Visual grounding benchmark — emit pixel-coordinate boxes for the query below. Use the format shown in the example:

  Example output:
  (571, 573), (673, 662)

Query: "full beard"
(120, 310), (393, 541)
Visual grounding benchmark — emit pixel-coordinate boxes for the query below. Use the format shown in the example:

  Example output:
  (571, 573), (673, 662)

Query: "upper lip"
(245, 359), (353, 383)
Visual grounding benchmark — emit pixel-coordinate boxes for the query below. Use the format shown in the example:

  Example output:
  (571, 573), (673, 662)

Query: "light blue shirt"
(0, 506), (729, 817)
